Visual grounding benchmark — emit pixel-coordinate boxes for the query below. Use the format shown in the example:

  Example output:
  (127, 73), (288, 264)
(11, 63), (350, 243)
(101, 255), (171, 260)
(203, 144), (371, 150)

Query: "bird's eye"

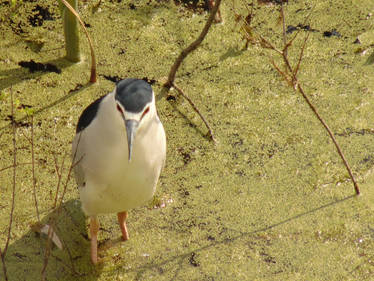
(116, 104), (123, 114)
(140, 107), (150, 120)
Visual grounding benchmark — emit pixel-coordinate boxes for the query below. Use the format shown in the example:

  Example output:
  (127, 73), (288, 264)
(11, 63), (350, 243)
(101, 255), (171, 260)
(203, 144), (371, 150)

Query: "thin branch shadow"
(126, 194), (357, 279)
(157, 86), (211, 141)
(219, 46), (246, 61)
(0, 78), (92, 132)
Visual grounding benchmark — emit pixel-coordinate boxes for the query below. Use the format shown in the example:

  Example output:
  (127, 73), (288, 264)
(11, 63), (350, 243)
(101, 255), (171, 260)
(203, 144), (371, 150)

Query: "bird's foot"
(117, 211), (129, 241)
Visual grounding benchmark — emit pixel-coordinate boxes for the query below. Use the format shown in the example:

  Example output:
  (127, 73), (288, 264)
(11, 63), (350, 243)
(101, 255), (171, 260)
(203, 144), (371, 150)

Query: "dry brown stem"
(238, 1), (359, 195)
(59, 133), (83, 206)
(4, 90), (17, 255)
(163, 0), (221, 143)
(0, 90), (17, 281)
(52, 152), (67, 208)
(31, 115), (40, 221)
(165, 0), (222, 87)
(269, 4), (360, 195)
(40, 143), (82, 277)
(172, 83), (216, 142)
(0, 162), (32, 173)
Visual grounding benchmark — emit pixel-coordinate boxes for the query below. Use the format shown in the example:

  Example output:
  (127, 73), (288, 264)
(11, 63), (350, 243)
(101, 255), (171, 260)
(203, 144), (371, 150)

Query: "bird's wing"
(76, 95), (106, 133)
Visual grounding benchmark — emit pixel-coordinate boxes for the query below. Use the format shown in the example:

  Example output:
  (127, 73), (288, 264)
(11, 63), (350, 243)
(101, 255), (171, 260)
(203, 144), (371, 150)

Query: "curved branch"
(165, 0), (222, 87)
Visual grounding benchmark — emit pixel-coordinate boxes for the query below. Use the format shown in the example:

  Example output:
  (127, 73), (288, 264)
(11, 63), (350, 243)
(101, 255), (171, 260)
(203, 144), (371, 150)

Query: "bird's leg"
(90, 215), (99, 264)
(117, 211), (129, 241)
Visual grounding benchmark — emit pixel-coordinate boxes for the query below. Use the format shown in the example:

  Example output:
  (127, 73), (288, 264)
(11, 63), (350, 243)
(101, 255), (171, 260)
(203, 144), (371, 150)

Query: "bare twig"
(3, 90), (17, 256)
(39, 134), (83, 278)
(258, 35), (282, 53)
(40, 153), (80, 278)
(0, 162), (32, 173)
(58, 132), (83, 206)
(294, 83), (360, 194)
(52, 152), (67, 208)
(293, 32), (310, 77)
(1, 90), (16, 280)
(280, 29), (359, 194)
(41, 153), (79, 278)
(59, 161), (76, 207)
(271, 5), (360, 195)
(244, 2), (359, 194)
(59, 152), (83, 207)
(31, 115), (40, 221)
(280, 4), (287, 52)
(172, 83), (216, 142)
(163, 0), (221, 143)
(165, 0), (222, 87)
(59, 0), (97, 83)
(208, 0), (222, 23)
(270, 59), (292, 87)
(20, 128), (32, 145)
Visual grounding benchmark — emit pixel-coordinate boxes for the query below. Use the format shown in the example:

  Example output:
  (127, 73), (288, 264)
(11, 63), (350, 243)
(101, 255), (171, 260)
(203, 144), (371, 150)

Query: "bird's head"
(114, 79), (155, 162)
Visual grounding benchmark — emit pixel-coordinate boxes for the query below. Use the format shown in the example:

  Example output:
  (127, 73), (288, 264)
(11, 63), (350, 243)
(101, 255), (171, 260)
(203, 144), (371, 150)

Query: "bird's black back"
(76, 95), (106, 133)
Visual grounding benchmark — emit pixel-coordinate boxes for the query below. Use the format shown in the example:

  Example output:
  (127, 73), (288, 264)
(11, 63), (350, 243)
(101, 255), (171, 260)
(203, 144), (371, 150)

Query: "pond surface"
(0, 0), (374, 280)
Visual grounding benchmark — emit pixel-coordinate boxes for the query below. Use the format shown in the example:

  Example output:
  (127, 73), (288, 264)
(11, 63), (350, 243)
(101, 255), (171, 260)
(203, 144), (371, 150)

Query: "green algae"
(1, 0), (374, 280)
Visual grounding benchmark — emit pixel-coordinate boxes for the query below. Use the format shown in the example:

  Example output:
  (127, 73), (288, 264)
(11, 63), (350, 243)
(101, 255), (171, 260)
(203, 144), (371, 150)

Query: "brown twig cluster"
(39, 137), (83, 278)
(18, 115), (41, 222)
(0, 93), (83, 280)
(238, 3), (360, 195)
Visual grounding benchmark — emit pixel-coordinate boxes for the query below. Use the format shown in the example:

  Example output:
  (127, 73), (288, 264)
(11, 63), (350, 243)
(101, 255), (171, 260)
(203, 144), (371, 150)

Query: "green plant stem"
(63, 0), (80, 62)
(60, 0), (97, 82)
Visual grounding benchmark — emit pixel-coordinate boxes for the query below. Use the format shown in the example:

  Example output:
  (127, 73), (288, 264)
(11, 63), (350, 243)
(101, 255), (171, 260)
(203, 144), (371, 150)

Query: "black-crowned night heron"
(72, 78), (166, 264)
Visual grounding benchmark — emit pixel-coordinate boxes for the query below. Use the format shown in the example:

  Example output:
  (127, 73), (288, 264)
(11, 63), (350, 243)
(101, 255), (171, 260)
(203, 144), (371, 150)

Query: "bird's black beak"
(125, 119), (139, 162)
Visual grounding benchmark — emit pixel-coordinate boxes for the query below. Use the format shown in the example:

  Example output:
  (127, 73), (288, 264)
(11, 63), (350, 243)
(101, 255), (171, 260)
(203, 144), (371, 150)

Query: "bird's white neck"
(96, 92), (125, 138)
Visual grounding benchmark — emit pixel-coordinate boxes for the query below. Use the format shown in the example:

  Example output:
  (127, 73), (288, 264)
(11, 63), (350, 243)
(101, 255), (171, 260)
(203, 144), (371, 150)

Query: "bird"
(71, 78), (166, 264)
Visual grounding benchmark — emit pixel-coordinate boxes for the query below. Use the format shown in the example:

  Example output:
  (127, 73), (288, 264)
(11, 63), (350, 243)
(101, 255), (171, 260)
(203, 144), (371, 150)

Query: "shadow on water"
(157, 85), (212, 142)
(0, 57), (76, 92)
(219, 47), (247, 61)
(0, 57), (93, 132)
(126, 194), (358, 280)
(0, 199), (101, 281)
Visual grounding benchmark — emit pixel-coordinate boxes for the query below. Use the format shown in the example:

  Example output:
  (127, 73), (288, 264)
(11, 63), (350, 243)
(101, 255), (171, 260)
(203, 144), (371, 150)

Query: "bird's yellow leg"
(90, 216), (99, 264)
(117, 211), (129, 241)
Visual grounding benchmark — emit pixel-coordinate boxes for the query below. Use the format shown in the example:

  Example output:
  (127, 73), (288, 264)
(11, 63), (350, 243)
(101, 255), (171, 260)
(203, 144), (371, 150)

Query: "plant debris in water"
(18, 60), (61, 74)
(323, 29), (341, 37)
(28, 4), (54, 27)
(286, 24), (318, 34)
